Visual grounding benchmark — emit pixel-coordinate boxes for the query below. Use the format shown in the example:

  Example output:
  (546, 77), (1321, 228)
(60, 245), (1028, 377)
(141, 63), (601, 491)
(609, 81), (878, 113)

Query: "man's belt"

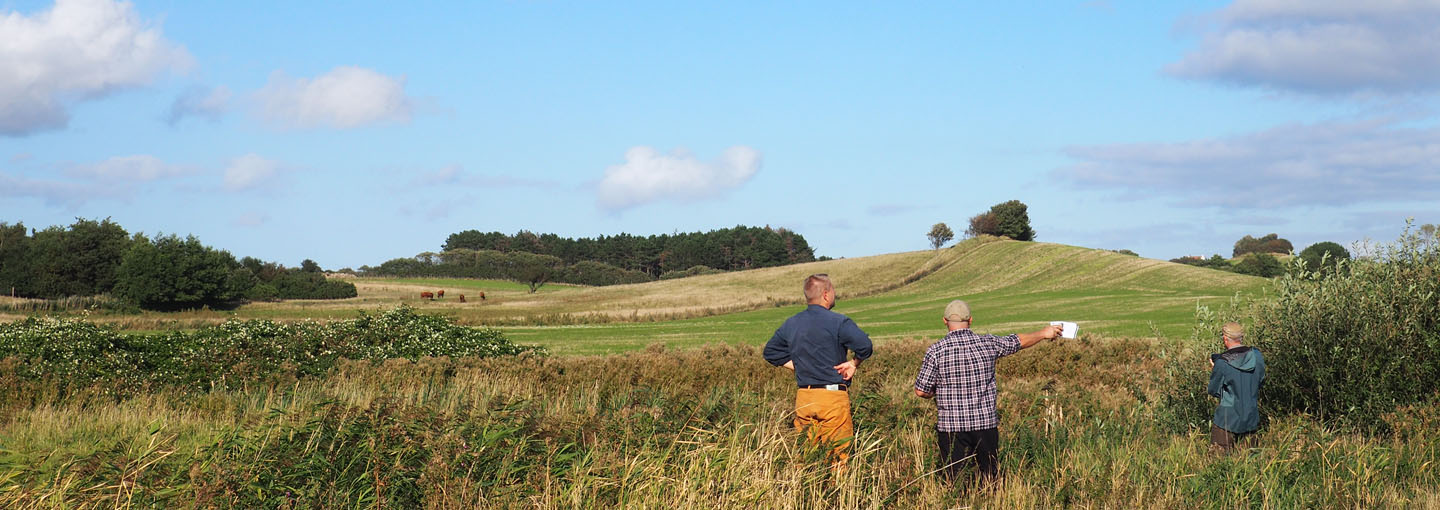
(800, 384), (848, 391)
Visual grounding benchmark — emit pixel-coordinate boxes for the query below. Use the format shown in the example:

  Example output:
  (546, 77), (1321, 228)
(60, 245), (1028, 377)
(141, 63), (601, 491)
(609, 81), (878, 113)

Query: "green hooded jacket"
(1209, 346), (1265, 433)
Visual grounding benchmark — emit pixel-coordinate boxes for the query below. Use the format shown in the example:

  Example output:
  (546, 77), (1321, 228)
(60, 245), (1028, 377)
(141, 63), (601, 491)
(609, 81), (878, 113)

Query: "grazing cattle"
(479, 291), (486, 301)
(458, 294), (466, 303)
(437, 290), (445, 298)
(420, 291), (434, 300)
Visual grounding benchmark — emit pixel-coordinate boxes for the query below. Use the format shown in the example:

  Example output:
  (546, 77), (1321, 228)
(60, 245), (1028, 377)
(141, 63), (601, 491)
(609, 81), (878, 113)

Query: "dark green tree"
(114, 234), (243, 309)
(300, 259), (322, 273)
(510, 252), (563, 293)
(1298, 241), (1351, 272)
(1233, 253), (1284, 278)
(967, 200), (1035, 241)
(0, 222), (30, 297)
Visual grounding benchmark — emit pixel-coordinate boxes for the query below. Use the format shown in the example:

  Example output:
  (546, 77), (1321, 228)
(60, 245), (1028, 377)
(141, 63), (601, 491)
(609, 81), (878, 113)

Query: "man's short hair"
(1222, 322), (1245, 343)
(803, 274), (832, 301)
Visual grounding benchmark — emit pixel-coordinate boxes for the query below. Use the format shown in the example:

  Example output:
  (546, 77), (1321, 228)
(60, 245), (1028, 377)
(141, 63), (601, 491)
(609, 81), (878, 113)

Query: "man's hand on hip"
(834, 359), (859, 380)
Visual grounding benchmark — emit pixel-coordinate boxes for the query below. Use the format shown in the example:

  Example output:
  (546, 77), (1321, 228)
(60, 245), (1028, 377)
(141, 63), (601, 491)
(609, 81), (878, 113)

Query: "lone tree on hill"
(927, 223), (954, 250)
(1299, 241), (1351, 272)
(1232, 233), (1293, 257)
(967, 200), (1035, 241)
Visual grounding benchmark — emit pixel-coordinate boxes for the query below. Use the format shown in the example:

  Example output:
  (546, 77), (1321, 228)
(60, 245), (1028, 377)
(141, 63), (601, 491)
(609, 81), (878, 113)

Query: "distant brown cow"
(437, 290), (445, 298)
(420, 291), (434, 300)
(458, 294), (466, 303)
(479, 291), (486, 301)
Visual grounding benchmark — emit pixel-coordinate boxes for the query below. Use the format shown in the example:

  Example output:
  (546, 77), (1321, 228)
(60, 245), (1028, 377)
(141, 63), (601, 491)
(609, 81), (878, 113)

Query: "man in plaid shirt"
(913, 300), (1063, 482)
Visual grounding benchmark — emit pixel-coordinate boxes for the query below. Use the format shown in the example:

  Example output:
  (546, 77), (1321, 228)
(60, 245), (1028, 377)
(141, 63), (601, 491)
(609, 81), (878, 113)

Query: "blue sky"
(2, 0), (1438, 269)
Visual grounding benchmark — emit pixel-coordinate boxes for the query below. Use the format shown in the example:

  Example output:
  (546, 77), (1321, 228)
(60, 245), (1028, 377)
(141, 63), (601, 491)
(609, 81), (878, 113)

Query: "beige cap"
(1222, 322), (1245, 341)
(944, 300), (972, 322)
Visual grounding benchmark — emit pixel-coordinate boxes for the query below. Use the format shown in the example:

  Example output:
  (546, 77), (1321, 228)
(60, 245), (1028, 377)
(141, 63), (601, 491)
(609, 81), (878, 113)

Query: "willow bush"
(1249, 226), (1440, 432)
(1160, 225), (1440, 434)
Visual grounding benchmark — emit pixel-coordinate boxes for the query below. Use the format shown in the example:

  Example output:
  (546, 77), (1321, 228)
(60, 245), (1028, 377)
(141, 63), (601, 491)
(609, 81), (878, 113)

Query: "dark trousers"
(937, 428), (999, 482)
(1210, 424), (1250, 451)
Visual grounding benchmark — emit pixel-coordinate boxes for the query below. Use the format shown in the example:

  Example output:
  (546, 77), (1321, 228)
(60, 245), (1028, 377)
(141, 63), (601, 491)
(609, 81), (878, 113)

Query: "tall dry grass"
(2, 338), (1436, 508)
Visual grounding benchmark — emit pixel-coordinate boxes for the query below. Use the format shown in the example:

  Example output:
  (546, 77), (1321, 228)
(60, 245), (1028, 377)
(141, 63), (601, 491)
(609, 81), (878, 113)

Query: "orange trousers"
(794, 388), (854, 464)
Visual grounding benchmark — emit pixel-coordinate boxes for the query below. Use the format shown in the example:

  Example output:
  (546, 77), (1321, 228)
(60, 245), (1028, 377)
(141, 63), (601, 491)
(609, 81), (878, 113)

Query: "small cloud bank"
(224, 154), (281, 191)
(1167, 0), (1440, 94)
(68, 155), (194, 181)
(167, 85), (231, 125)
(256, 66), (414, 129)
(596, 146), (761, 210)
(1056, 118), (1440, 209)
(0, 172), (116, 208)
(232, 211), (269, 227)
(0, 0), (190, 136)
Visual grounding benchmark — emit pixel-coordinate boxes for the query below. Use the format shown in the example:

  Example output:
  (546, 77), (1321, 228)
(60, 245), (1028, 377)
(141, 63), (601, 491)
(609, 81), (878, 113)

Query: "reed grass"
(2, 339), (1435, 508)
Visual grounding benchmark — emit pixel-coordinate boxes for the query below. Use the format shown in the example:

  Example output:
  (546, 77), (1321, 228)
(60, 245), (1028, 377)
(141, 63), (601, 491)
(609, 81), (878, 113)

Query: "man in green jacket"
(1208, 322), (1265, 450)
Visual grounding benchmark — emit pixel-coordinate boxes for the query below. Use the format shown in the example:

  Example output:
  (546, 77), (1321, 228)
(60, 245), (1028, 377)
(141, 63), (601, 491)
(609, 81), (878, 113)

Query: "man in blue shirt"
(763, 274), (873, 466)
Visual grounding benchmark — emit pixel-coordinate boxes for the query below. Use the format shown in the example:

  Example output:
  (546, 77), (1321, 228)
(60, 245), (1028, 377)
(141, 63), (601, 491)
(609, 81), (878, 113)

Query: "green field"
(503, 238), (1265, 354)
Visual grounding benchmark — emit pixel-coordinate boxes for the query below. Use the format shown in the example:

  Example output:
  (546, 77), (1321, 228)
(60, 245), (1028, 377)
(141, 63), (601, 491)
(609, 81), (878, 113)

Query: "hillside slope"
(497, 237), (1267, 353)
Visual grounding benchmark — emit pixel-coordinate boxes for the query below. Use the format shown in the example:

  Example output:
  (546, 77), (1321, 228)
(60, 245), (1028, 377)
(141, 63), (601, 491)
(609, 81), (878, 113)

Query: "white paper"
(1050, 321), (1078, 339)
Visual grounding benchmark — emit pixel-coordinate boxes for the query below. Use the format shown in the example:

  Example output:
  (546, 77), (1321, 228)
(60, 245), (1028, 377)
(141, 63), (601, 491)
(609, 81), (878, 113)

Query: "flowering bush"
(0, 305), (541, 397)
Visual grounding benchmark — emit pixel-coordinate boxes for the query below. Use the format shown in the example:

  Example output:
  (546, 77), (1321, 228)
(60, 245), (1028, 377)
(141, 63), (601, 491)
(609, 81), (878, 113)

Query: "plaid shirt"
(914, 329), (1021, 431)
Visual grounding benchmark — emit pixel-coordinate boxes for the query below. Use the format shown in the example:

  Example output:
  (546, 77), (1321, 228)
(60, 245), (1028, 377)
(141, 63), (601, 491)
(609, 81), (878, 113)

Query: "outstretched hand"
(834, 359), (859, 380)
(1042, 324), (1064, 341)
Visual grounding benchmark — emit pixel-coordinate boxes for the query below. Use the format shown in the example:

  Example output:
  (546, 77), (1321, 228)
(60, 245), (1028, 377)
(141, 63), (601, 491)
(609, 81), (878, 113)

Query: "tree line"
(362, 225), (819, 289)
(439, 225), (817, 276)
(0, 218), (355, 310)
(1169, 233), (1352, 278)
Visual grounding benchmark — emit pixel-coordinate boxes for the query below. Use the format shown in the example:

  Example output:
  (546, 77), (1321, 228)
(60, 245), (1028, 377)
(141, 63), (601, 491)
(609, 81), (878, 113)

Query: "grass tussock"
(2, 339), (1436, 508)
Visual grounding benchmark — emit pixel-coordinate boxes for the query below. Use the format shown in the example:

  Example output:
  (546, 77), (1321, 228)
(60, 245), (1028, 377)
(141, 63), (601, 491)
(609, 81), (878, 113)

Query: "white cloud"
(0, 171), (118, 207)
(255, 66), (414, 129)
(596, 146), (761, 210)
(68, 154), (193, 181)
(166, 85), (231, 125)
(1167, 0), (1440, 94)
(0, 0), (191, 136)
(223, 154), (281, 191)
(1056, 117), (1440, 209)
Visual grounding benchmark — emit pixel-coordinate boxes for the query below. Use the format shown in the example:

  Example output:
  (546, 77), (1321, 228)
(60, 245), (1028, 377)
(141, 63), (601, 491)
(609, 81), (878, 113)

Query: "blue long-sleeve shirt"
(763, 304), (873, 387)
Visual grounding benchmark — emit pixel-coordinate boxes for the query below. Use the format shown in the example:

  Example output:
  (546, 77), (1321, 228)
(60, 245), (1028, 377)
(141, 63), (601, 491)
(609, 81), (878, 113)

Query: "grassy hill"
(500, 237), (1266, 354)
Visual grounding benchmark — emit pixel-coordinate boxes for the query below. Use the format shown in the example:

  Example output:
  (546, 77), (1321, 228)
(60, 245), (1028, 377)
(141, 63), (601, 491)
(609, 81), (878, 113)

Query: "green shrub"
(1233, 253), (1284, 277)
(1163, 226), (1440, 434)
(559, 260), (654, 286)
(1248, 227), (1440, 432)
(1298, 241), (1350, 273)
(245, 283), (279, 301)
(658, 265), (727, 280)
(270, 271), (358, 299)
